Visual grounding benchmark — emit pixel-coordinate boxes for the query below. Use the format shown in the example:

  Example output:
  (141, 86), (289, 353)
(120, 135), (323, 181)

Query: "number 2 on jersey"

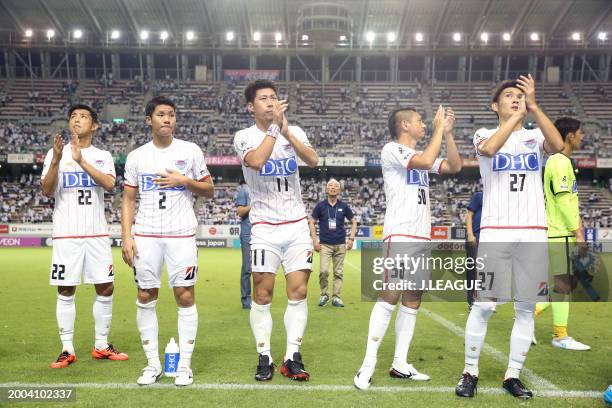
(276, 177), (289, 192)
(159, 191), (167, 209)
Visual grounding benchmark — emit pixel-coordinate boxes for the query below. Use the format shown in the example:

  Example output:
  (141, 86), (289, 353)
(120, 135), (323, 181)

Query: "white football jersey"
(381, 142), (444, 241)
(474, 127), (547, 230)
(124, 138), (210, 237)
(41, 144), (115, 238)
(233, 125), (311, 225)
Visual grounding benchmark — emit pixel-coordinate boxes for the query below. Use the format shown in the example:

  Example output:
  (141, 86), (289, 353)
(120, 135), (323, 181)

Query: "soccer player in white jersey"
(41, 104), (128, 369)
(121, 96), (214, 387)
(354, 105), (462, 390)
(455, 75), (564, 399)
(233, 80), (318, 382)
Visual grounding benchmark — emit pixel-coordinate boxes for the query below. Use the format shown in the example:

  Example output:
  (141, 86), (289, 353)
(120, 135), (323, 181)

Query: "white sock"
(363, 300), (396, 367)
(93, 295), (113, 349)
(464, 301), (496, 377)
(178, 305), (198, 369)
(393, 305), (418, 367)
(250, 302), (272, 359)
(284, 299), (308, 361)
(56, 294), (76, 354)
(136, 300), (160, 369)
(506, 302), (535, 379)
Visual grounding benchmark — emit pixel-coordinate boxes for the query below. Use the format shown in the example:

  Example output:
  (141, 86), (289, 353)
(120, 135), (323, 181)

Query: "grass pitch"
(0, 247), (610, 407)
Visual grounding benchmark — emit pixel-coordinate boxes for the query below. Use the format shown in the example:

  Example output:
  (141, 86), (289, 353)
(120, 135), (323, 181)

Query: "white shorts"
(250, 218), (313, 275)
(476, 228), (549, 302)
(382, 237), (432, 290)
(133, 235), (198, 289)
(50, 237), (114, 286)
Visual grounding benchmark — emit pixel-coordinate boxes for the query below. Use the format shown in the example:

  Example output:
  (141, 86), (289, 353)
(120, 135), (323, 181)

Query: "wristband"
(267, 124), (280, 139)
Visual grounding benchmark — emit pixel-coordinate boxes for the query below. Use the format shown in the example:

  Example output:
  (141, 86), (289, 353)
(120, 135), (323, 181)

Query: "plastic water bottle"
(164, 337), (180, 377)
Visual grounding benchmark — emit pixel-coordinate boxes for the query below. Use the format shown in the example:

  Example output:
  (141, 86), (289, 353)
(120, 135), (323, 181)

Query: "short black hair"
(491, 79), (521, 103)
(554, 117), (581, 142)
(145, 96), (176, 117)
(68, 104), (98, 123)
(388, 107), (417, 139)
(244, 80), (277, 104)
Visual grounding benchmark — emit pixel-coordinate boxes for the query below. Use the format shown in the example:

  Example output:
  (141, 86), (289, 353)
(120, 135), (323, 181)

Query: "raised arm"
(70, 133), (115, 192)
(244, 100), (287, 170)
(409, 105), (445, 170)
(517, 74), (563, 153)
(41, 135), (63, 197)
(438, 108), (462, 174)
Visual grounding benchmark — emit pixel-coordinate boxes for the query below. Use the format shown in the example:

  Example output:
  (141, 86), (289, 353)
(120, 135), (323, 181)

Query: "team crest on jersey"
(492, 153), (539, 172)
(306, 251), (313, 264)
(537, 281), (549, 296)
(406, 169), (429, 187)
(62, 172), (98, 188)
(259, 157), (298, 177)
(139, 174), (186, 191)
(523, 138), (538, 149)
(174, 159), (188, 171)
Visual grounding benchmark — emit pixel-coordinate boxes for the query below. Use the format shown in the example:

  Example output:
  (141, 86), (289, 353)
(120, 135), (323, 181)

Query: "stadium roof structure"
(1, 0), (612, 52)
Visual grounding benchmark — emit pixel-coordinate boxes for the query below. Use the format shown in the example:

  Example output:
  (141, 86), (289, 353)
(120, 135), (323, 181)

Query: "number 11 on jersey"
(276, 177), (289, 192)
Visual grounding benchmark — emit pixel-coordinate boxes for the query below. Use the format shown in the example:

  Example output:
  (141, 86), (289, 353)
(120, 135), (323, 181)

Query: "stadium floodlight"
(111, 30), (120, 40)
(140, 30), (149, 40)
(387, 32), (396, 42)
(415, 32), (424, 42)
(480, 32), (488, 42)
(571, 32), (580, 41)
(253, 31), (261, 41)
(598, 32), (607, 40)
(160, 31), (169, 41)
(226, 31), (234, 41)
(339, 34), (347, 41)
(275, 32), (282, 42)
(301, 34), (309, 41)
(186, 31), (195, 41)
(453, 32), (461, 42)
(502, 32), (511, 41)
(73, 29), (83, 39)
(530, 32), (539, 41)
(46, 29), (55, 39)
(25, 29), (33, 38)
(366, 31), (375, 43)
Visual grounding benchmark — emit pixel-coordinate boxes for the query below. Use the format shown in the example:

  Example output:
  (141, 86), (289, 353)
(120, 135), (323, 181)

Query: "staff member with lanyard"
(309, 179), (357, 308)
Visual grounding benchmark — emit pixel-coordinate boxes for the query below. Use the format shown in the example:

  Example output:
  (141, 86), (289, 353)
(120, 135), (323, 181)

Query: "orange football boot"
(91, 343), (129, 361)
(50, 351), (77, 368)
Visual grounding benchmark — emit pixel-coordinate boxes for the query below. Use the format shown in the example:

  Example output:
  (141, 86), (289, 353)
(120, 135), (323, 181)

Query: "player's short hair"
(145, 96), (176, 117)
(388, 107), (417, 139)
(554, 117), (581, 142)
(327, 178), (341, 188)
(68, 104), (98, 123)
(244, 80), (277, 104)
(491, 79), (521, 103)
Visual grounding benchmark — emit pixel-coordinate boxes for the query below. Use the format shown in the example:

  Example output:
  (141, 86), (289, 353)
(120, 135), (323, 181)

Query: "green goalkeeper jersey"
(544, 153), (580, 238)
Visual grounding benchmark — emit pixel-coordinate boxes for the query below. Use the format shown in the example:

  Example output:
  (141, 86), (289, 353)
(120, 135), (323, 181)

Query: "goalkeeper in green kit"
(534, 117), (590, 351)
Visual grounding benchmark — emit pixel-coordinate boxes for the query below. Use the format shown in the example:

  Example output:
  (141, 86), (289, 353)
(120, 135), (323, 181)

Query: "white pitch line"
(343, 259), (560, 391)
(0, 383), (600, 398)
